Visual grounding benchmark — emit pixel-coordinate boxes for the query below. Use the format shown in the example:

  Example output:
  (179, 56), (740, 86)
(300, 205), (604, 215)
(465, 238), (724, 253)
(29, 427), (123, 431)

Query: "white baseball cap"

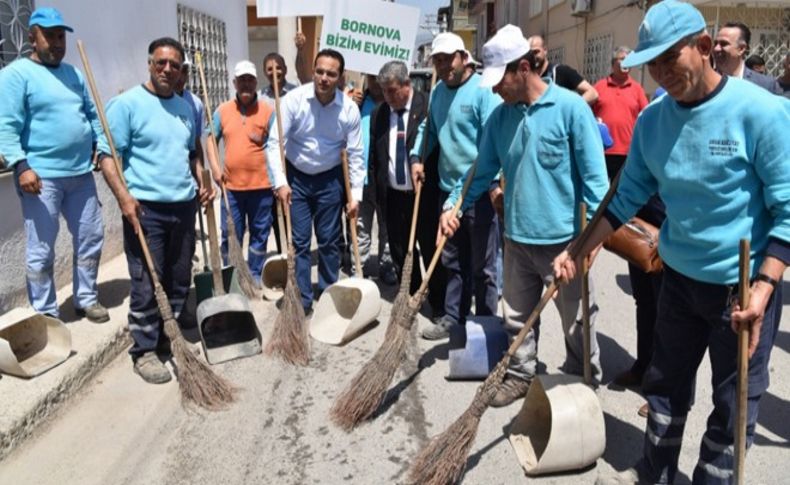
(431, 32), (478, 65)
(479, 25), (532, 88)
(234, 60), (257, 78)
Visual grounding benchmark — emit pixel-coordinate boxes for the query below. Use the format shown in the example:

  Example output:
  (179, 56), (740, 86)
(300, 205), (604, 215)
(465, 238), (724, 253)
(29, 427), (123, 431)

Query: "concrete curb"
(0, 253), (132, 461)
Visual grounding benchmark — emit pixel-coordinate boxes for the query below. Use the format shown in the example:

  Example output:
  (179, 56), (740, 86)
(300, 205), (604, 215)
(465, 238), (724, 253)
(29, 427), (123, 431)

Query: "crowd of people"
(1, 3), (788, 483)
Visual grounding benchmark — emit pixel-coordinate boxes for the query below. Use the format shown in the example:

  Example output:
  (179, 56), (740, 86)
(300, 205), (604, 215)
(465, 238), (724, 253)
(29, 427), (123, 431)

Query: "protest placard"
(320, 0), (420, 75)
(256, 0), (325, 18)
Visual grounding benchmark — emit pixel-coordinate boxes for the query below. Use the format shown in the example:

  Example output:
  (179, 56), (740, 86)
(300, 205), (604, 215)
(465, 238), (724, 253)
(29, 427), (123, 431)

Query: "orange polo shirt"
(214, 97), (273, 190)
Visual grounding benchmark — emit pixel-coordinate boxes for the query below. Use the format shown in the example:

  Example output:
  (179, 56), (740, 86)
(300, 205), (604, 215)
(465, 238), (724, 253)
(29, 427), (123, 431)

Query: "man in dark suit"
(714, 21), (782, 94)
(369, 61), (446, 319)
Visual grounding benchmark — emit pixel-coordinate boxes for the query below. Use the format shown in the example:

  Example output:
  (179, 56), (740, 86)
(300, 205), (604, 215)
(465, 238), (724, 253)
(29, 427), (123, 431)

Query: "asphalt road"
(1, 251), (788, 485)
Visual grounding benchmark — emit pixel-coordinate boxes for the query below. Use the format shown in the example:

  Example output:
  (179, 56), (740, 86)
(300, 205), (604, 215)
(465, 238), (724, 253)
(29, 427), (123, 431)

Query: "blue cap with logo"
(29, 7), (73, 32)
(622, 0), (705, 68)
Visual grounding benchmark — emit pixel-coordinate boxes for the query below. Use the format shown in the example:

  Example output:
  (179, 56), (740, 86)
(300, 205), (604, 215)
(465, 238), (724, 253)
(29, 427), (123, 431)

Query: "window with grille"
(1, 0), (34, 172)
(548, 46), (565, 65)
(0, 0), (33, 69)
(177, 4), (229, 113)
(582, 32), (612, 84)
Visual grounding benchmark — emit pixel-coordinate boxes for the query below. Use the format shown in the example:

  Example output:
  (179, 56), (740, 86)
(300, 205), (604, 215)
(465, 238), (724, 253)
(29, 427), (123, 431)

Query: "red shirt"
(593, 75), (648, 156)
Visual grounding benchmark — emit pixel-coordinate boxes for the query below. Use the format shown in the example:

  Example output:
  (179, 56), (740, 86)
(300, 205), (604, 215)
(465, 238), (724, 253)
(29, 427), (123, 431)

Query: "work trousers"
(502, 239), (601, 380)
(638, 265), (781, 484)
(439, 190), (499, 324)
(15, 173), (104, 316)
(386, 187), (447, 317)
(357, 182), (391, 271)
(220, 188), (274, 283)
(629, 262), (664, 376)
(123, 199), (196, 359)
(287, 162), (343, 310)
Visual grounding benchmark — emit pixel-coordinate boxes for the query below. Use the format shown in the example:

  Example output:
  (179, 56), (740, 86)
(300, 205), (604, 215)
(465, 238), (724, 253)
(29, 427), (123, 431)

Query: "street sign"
(320, 0), (420, 75)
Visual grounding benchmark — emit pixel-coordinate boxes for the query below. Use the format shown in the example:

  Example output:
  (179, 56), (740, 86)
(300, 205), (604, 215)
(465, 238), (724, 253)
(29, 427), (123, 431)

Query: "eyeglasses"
(152, 58), (182, 71)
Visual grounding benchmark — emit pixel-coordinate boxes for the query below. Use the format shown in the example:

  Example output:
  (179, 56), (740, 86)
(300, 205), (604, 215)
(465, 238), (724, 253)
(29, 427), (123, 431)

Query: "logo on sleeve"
(708, 138), (739, 157)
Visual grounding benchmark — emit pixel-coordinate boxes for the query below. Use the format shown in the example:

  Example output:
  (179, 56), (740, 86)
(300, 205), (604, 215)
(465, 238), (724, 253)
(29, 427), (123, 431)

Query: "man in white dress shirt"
(266, 48), (364, 313)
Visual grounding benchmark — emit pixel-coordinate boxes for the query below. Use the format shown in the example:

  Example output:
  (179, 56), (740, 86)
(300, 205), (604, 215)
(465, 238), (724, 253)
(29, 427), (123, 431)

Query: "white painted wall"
(0, 0), (248, 313)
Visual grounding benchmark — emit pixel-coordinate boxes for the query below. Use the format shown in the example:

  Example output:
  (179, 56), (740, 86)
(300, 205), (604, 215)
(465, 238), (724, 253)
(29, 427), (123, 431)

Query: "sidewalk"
(0, 252), (132, 461)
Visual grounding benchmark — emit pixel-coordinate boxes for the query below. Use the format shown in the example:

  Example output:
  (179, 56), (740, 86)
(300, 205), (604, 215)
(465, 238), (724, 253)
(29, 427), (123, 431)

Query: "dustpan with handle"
(194, 199), (241, 306)
(310, 150), (382, 345)
(0, 308), (71, 378)
(508, 202), (604, 475)
(261, 200), (288, 301)
(196, 170), (262, 364)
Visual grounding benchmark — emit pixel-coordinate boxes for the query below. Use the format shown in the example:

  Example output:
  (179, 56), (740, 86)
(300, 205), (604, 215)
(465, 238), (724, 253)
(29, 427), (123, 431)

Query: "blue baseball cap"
(622, 0), (705, 68)
(29, 7), (73, 32)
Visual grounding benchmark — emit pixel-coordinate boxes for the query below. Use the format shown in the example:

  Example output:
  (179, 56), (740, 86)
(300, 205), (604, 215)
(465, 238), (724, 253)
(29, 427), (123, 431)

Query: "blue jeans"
(123, 200), (196, 358)
(439, 190), (499, 324)
(220, 188), (274, 283)
(638, 265), (781, 484)
(287, 162), (343, 310)
(15, 173), (104, 316)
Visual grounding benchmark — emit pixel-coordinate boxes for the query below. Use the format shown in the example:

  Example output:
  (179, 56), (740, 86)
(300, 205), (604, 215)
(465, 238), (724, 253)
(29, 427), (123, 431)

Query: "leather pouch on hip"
(603, 217), (663, 273)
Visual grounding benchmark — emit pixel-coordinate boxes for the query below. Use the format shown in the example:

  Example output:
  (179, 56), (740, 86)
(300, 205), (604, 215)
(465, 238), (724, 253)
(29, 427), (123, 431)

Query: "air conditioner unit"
(571, 0), (593, 16)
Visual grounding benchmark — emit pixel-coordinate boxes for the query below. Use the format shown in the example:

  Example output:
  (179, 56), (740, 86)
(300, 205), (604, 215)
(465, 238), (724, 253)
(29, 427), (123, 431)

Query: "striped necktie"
(396, 108), (406, 185)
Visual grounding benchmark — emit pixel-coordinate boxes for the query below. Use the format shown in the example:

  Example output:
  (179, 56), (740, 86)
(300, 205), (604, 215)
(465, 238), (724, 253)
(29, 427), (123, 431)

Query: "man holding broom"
(266, 49), (364, 315)
(0, 7), (109, 323)
(369, 61), (447, 317)
(207, 60), (274, 285)
(440, 25), (609, 406)
(98, 37), (214, 384)
(553, 1), (790, 482)
(411, 32), (502, 340)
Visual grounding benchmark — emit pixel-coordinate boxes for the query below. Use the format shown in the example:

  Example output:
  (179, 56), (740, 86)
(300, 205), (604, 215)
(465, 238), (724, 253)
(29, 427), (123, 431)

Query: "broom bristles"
(408, 360), (509, 484)
(265, 245), (310, 365)
(225, 211), (260, 299)
(162, 315), (238, 411)
(330, 291), (421, 430)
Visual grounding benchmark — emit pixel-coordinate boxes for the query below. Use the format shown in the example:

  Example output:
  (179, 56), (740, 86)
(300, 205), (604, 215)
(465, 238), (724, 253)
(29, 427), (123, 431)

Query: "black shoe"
(379, 266), (397, 285)
(613, 368), (643, 388)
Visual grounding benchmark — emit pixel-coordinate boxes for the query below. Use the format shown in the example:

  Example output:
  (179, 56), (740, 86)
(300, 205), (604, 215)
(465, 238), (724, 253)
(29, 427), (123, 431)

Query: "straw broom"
(408, 171), (623, 485)
(78, 41), (236, 410)
(263, 71), (310, 366)
(194, 53), (259, 300)
(330, 163), (478, 431)
(392, 68), (437, 312)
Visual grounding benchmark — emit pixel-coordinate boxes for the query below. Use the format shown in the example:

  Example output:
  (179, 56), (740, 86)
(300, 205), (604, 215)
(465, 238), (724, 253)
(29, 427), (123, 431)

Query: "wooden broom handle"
(734, 239), (750, 484)
(580, 202), (592, 385)
(77, 41), (163, 291)
(341, 150), (363, 277)
(201, 170), (225, 295)
(406, 68), (437, 253)
(271, 71), (294, 245)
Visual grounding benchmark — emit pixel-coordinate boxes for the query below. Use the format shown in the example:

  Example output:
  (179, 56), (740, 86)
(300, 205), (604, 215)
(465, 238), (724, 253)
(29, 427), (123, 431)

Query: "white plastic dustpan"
(261, 254), (287, 301)
(0, 308), (72, 378)
(509, 374), (605, 475)
(310, 278), (381, 345)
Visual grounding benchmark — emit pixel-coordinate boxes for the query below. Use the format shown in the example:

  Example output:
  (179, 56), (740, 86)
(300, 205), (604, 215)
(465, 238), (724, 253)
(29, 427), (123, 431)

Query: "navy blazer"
(369, 89), (439, 215)
(743, 67), (782, 94)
